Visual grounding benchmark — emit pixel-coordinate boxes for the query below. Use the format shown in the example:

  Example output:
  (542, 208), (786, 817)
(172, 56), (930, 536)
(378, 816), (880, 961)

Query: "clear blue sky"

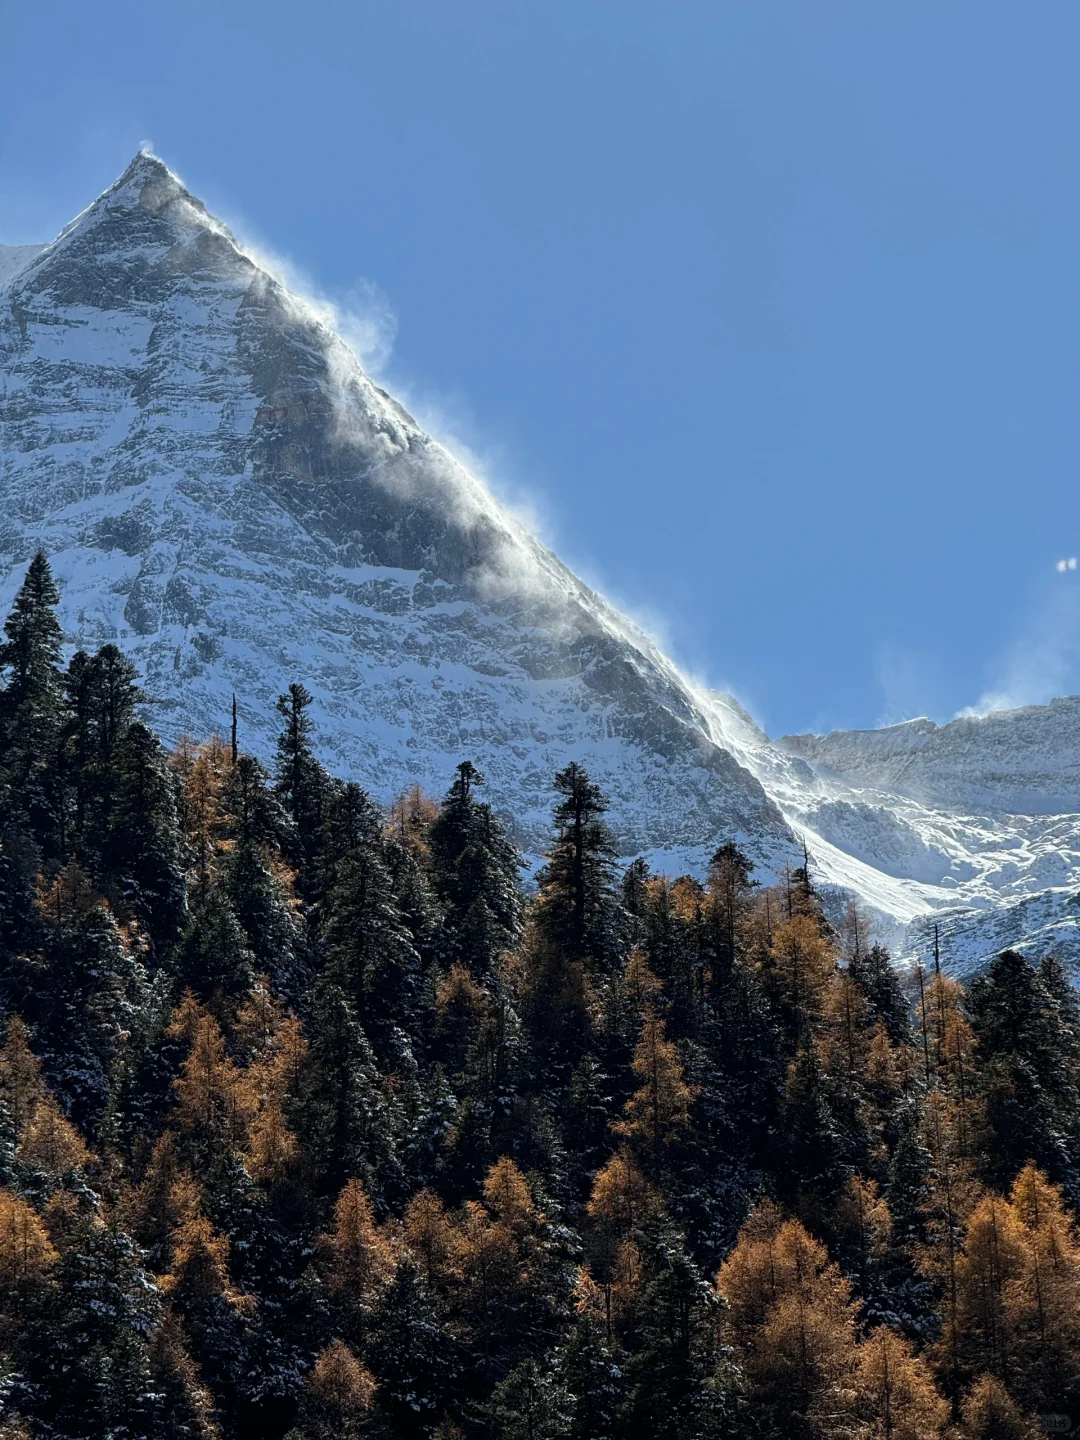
(3, 1), (1079, 737)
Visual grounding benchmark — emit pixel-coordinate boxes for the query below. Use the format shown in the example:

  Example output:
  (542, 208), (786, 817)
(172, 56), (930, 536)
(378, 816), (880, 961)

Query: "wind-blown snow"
(2, 153), (1079, 978)
(0, 244), (44, 289)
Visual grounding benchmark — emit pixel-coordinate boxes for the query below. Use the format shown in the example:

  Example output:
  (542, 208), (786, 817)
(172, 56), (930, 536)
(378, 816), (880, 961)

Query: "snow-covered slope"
(0, 153), (795, 874)
(2, 153), (1078, 976)
(773, 714), (1080, 974)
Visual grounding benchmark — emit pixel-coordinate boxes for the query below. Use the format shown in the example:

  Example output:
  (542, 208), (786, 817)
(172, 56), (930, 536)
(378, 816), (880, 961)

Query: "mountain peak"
(38, 150), (226, 268)
(5, 160), (1080, 978)
(102, 149), (213, 226)
(110, 150), (182, 198)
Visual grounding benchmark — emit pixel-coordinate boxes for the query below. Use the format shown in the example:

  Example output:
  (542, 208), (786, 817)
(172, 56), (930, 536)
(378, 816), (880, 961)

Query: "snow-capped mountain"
(2, 153), (1078, 975)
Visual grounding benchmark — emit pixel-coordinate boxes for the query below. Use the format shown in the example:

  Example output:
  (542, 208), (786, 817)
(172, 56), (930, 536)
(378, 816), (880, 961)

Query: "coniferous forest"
(3, 552), (1080, 1440)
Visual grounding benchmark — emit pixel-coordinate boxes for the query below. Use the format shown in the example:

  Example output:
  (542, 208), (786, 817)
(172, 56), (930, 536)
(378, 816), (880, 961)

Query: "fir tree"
(535, 763), (619, 972)
(429, 761), (523, 979)
(0, 553), (64, 849)
(366, 1259), (461, 1438)
(705, 840), (755, 993)
(274, 683), (327, 885)
(968, 950), (1080, 1195)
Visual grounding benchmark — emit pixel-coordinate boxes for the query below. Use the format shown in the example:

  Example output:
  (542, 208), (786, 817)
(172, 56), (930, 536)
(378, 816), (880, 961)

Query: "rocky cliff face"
(3, 153), (1079, 976)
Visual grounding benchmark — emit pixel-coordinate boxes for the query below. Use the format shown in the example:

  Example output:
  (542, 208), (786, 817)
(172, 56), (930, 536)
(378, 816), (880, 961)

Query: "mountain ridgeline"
(2, 554), (1080, 1440)
(7, 151), (1080, 978)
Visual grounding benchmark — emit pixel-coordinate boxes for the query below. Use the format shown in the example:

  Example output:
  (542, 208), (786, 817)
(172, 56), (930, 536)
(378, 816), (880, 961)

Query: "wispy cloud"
(961, 573), (1080, 716)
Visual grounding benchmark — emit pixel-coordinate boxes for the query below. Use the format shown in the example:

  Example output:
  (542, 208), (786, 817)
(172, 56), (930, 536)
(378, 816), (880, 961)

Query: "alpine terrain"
(2, 153), (1078, 975)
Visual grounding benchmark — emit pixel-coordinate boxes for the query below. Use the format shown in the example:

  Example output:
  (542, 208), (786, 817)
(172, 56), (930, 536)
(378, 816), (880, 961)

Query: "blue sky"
(3, 0), (1078, 737)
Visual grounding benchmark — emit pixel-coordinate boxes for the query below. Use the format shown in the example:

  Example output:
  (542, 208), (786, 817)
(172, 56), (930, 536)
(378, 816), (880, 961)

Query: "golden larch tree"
(586, 1146), (663, 1233)
(319, 1179), (397, 1311)
(403, 1189), (461, 1291)
(853, 1327), (948, 1440)
(717, 1207), (863, 1437)
(305, 1340), (377, 1440)
(956, 1374), (1040, 1440)
(1001, 1165), (1080, 1414)
(612, 1015), (696, 1161)
(0, 1188), (58, 1297)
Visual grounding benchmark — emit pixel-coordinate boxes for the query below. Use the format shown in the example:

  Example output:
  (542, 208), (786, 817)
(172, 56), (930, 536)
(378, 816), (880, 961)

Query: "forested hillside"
(1, 552), (1079, 1440)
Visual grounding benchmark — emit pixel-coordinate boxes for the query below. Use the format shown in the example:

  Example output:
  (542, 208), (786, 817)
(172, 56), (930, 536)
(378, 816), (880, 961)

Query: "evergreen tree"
(850, 942), (911, 1044)
(223, 839), (304, 1001)
(33, 863), (156, 1131)
(104, 721), (186, 950)
(621, 1218), (728, 1440)
(274, 684), (328, 885)
(325, 841), (421, 1055)
(705, 840), (755, 993)
(366, 1259), (461, 1437)
(487, 1356), (573, 1440)
(557, 1317), (625, 1440)
(176, 883), (257, 1012)
(429, 761), (523, 979)
(62, 644), (145, 852)
(0, 553), (64, 849)
(300, 976), (398, 1200)
(968, 950), (1080, 1194)
(20, 1216), (164, 1440)
(535, 764), (619, 972)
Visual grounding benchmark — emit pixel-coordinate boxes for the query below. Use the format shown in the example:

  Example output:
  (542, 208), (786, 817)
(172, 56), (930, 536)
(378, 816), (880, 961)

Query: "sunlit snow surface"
(2, 154), (1079, 977)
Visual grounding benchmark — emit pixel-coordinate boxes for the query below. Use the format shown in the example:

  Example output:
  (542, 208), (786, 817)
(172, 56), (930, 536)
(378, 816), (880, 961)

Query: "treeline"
(0, 552), (1079, 1440)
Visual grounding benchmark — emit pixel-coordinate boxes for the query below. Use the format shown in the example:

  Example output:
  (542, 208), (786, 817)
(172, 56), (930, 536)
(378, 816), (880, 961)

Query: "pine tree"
(620, 1217), (728, 1440)
(300, 976), (398, 1199)
(556, 1317), (625, 1440)
(223, 838), (304, 1002)
(0, 553), (64, 849)
(176, 884), (257, 1012)
(23, 1214), (164, 1440)
(535, 764), (619, 973)
(104, 721), (185, 947)
(705, 840), (755, 993)
(33, 862), (156, 1130)
(274, 683), (328, 885)
(324, 841), (421, 1052)
(849, 942), (911, 1045)
(366, 1259), (460, 1438)
(486, 1356), (573, 1440)
(968, 949), (1080, 1195)
(429, 761), (523, 978)
(62, 643), (145, 854)
(776, 1041), (846, 1218)
(221, 752), (284, 851)
(0, 824), (44, 1002)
